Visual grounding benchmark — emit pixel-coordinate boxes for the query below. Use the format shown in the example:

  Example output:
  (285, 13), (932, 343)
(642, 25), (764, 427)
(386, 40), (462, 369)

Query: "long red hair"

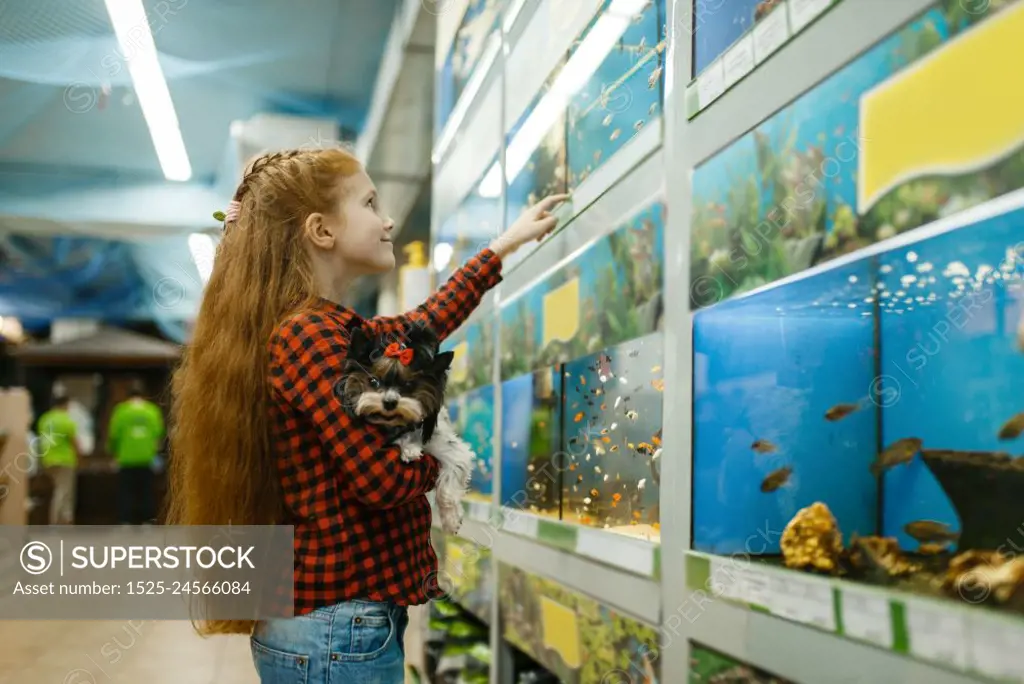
(166, 147), (362, 635)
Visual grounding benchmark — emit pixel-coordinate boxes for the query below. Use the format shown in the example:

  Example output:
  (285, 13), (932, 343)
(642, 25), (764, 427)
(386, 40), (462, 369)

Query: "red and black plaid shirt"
(268, 248), (503, 616)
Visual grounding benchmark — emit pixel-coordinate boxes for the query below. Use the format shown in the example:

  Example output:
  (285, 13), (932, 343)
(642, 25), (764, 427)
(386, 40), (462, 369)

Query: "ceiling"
(0, 0), (409, 338)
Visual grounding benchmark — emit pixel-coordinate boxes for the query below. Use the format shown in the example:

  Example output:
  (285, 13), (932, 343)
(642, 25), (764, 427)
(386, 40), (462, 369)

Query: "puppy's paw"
(439, 503), (463, 535)
(399, 438), (423, 463)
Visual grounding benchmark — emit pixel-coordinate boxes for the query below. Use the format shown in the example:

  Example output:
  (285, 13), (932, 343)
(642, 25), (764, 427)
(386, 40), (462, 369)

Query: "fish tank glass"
(502, 57), (569, 234)
(692, 202), (1024, 612)
(435, 0), (506, 140)
(434, 154), (503, 283)
(561, 333), (663, 541)
(566, 0), (666, 190)
(501, 366), (563, 519)
(691, 0), (788, 77)
(448, 383), (496, 502)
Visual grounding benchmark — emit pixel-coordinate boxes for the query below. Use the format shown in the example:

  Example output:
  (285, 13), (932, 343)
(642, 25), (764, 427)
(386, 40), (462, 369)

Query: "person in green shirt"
(107, 380), (165, 524)
(37, 393), (81, 524)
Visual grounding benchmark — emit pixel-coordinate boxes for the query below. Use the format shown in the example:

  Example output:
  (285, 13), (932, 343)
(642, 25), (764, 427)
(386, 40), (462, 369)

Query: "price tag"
(768, 575), (835, 631)
(906, 601), (969, 669)
(787, 0), (833, 33)
(723, 34), (755, 89)
(707, 558), (741, 600)
(501, 509), (539, 538)
(752, 4), (790, 64)
(737, 566), (771, 609)
(468, 501), (490, 522)
(841, 587), (893, 648)
(969, 613), (1024, 680)
(577, 529), (655, 576)
(696, 60), (726, 108)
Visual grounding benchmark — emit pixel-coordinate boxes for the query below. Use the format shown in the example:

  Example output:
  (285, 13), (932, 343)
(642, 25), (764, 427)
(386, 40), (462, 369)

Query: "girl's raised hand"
(489, 194), (570, 258)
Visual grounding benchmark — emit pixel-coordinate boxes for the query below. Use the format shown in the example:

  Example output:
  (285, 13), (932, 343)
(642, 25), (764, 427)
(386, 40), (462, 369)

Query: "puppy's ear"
(433, 350), (455, 373)
(348, 326), (371, 360)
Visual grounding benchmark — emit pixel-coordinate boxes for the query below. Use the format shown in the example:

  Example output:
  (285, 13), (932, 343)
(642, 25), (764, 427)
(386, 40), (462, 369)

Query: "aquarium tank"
(448, 384), (497, 502)
(561, 333), (663, 540)
(566, 0), (666, 191)
(692, 201), (1024, 611)
(500, 367), (563, 518)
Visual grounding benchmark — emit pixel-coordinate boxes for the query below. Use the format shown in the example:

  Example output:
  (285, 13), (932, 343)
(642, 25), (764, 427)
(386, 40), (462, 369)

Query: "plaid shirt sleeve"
(269, 313), (440, 508)
(365, 247), (503, 342)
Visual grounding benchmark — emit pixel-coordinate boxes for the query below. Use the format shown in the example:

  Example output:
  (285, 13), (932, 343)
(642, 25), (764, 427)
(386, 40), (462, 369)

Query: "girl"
(166, 146), (567, 683)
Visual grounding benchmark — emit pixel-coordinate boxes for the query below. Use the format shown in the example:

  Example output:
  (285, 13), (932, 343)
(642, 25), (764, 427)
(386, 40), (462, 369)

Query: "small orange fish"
(760, 466), (793, 493)
(574, 412), (585, 423)
(751, 439), (777, 454)
(636, 442), (654, 455)
(998, 411), (1024, 440)
(633, 511), (642, 520)
(651, 379), (665, 392)
(825, 401), (863, 422)
(612, 493), (622, 503)
(580, 376), (587, 386)
(602, 436), (611, 443)
(569, 463), (577, 471)
(576, 474), (583, 483)
(590, 488), (599, 497)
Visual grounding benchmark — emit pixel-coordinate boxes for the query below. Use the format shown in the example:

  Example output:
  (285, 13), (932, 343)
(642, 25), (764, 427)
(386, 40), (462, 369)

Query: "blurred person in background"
(107, 378), (165, 524)
(37, 391), (81, 524)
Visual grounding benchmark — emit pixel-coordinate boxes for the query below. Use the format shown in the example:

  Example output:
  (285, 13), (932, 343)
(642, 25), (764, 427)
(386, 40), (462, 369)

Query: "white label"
(468, 501), (491, 522)
(787, 0), (833, 33)
(722, 34), (755, 89)
(841, 588), (893, 648)
(752, 4), (790, 64)
(906, 602), (969, 669)
(501, 508), (539, 538)
(768, 575), (835, 631)
(696, 60), (726, 107)
(969, 613), (1024, 679)
(707, 558), (744, 600)
(577, 529), (655, 576)
(737, 567), (771, 608)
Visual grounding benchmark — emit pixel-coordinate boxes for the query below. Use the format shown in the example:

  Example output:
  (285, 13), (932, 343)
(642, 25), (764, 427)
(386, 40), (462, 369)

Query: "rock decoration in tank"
(941, 551), (1024, 608)
(920, 449), (1024, 551)
(780, 502), (844, 573)
(843, 535), (921, 585)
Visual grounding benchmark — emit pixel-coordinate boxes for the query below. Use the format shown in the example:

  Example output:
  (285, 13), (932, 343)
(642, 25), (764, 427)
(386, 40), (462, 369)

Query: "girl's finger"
(533, 194), (570, 213)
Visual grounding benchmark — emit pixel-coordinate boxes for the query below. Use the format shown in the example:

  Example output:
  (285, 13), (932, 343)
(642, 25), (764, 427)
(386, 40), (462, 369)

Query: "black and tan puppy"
(340, 324), (473, 533)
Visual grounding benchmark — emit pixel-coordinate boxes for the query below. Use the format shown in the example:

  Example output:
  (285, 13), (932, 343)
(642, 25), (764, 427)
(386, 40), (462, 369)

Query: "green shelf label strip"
(685, 552), (1024, 682)
(685, 0), (841, 119)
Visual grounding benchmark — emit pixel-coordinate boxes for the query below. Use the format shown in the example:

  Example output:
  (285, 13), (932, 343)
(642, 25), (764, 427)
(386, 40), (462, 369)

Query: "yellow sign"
(542, 277), (580, 348)
(540, 596), (582, 669)
(450, 341), (469, 383)
(858, 3), (1024, 212)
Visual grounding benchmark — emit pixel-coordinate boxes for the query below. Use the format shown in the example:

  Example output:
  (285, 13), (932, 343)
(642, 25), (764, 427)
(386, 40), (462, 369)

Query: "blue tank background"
(880, 205), (1024, 547)
(500, 372), (535, 505)
(692, 0), (762, 76)
(692, 258), (879, 554)
(449, 383), (497, 496)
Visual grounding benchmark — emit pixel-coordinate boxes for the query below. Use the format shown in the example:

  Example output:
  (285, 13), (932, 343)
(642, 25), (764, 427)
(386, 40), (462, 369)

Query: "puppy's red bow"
(384, 342), (414, 366)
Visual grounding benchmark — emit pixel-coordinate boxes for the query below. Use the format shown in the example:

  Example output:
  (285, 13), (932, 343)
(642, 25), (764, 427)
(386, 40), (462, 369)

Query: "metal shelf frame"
(426, 0), (1012, 682)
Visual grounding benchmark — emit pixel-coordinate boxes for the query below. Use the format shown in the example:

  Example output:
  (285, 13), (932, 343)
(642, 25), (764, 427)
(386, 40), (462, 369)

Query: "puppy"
(339, 324), (474, 533)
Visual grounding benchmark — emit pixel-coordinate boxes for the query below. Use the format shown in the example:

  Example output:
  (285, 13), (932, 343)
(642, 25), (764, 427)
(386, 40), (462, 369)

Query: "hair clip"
(384, 342), (414, 366)
(213, 201), (241, 225)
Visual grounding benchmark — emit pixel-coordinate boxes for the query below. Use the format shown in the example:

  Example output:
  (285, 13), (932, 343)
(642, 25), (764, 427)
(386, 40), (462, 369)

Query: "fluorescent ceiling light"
(432, 32), (502, 165)
(188, 233), (216, 284)
(104, 0), (192, 181)
(478, 0), (646, 198)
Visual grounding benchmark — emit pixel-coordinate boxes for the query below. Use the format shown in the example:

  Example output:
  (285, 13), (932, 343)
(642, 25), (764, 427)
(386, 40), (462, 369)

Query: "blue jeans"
(250, 600), (409, 684)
